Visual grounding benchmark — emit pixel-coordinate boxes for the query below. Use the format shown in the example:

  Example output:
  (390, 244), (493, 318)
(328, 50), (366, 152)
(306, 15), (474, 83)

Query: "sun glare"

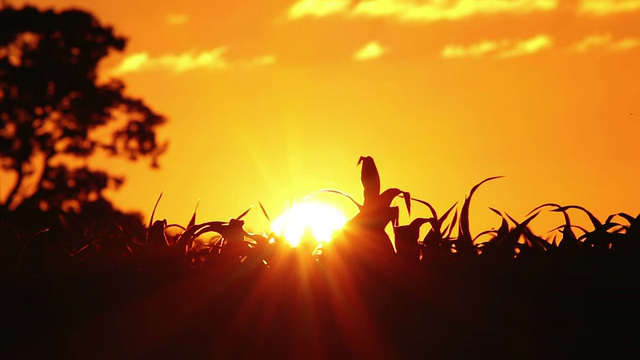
(271, 202), (348, 247)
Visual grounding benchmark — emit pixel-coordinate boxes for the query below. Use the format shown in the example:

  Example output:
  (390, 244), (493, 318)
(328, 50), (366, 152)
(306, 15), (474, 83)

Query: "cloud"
(499, 34), (553, 57)
(354, 41), (387, 60)
(289, 0), (351, 18)
(441, 34), (553, 59)
(611, 37), (640, 50)
(111, 48), (276, 75)
(570, 33), (640, 52)
(166, 13), (190, 25)
(288, 0), (559, 21)
(570, 33), (613, 52)
(579, 0), (640, 15)
(441, 40), (506, 58)
(114, 53), (150, 74)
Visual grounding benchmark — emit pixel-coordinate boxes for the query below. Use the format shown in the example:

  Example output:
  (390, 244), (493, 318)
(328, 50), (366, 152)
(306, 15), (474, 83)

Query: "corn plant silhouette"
(142, 195), (277, 274)
(392, 176), (502, 269)
(2, 152), (639, 360)
(308, 156), (411, 271)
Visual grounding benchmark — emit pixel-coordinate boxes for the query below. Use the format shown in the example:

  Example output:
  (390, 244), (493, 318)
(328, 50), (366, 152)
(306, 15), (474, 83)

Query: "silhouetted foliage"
(0, 4), (165, 266)
(1, 154), (638, 359)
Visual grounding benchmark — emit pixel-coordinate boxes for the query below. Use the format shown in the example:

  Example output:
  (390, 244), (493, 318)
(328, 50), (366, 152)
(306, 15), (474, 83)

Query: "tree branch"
(2, 164), (25, 211)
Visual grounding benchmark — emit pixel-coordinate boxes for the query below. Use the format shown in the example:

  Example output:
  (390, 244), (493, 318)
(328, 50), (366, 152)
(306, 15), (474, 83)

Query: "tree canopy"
(0, 5), (166, 213)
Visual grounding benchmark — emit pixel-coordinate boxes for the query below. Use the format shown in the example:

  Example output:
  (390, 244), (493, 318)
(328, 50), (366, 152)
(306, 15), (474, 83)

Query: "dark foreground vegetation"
(2, 156), (639, 360)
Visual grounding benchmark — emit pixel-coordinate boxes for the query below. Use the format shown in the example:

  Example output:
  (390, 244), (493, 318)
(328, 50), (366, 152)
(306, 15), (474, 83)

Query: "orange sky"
(13, 0), (640, 236)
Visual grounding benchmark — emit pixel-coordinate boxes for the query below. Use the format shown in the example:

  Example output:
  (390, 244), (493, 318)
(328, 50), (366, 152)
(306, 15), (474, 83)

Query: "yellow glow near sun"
(271, 202), (348, 247)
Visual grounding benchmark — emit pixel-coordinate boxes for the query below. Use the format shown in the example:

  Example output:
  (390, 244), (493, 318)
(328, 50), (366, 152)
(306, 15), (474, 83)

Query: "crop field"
(1, 156), (638, 359)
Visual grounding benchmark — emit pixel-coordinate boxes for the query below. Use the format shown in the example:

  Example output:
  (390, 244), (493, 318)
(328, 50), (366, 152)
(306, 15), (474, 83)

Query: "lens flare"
(271, 202), (347, 247)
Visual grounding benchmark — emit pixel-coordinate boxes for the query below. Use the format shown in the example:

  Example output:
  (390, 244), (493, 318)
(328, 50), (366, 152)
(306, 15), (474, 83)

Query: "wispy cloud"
(611, 37), (640, 50)
(570, 33), (640, 52)
(113, 53), (151, 75)
(499, 34), (553, 57)
(579, 0), (640, 15)
(289, 0), (351, 18)
(354, 41), (387, 61)
(570, 33), (613, 52)
(289, 0), (558, 21)
(111, 48), (276, 75)
(166, 13), (190, 25)
(441, 34), (553, 59)
(441, 40), (506, 58)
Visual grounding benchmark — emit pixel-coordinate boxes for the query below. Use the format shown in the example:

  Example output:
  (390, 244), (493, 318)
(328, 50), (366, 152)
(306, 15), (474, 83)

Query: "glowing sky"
(13, 0), (640, 235)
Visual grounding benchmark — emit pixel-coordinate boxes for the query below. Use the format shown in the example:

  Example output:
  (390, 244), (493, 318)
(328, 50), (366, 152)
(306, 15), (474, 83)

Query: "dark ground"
(2, 248), (638, 360)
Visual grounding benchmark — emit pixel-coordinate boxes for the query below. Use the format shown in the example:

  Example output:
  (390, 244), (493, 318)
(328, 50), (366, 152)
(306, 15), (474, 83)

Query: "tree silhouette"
(0, 5), (165, 266)
(0, 5), (166, 214)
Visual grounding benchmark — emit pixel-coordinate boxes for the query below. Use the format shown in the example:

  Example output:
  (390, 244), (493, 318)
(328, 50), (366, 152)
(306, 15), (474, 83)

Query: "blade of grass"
(556, 205), (603, 229)
(304, 189), (362, 209)
(407, 196), (438, 219)
(236, 206), (252, 220)
(458, 176), (503, 252)
(149, 191), (163, 229)
(259, 202), (271, 223)
(147, 191), (163, 245)
(187, 199), (200, 228)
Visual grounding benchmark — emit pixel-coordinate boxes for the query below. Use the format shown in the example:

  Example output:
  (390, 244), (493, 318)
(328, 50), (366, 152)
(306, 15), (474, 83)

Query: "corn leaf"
(236, 206), (252, 220)
(408, 196), (438, 219)
(304, 188), (362, 209)
(557, 205), (603, 229)
(259, 202), (271, 223)
(358, 156), (381, 205)
(458, 176), (503, 251)
(187, 199), (200, 229)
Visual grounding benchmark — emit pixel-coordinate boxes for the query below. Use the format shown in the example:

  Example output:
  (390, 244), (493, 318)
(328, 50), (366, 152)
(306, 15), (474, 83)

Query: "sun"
(271, 202), (348, 247)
